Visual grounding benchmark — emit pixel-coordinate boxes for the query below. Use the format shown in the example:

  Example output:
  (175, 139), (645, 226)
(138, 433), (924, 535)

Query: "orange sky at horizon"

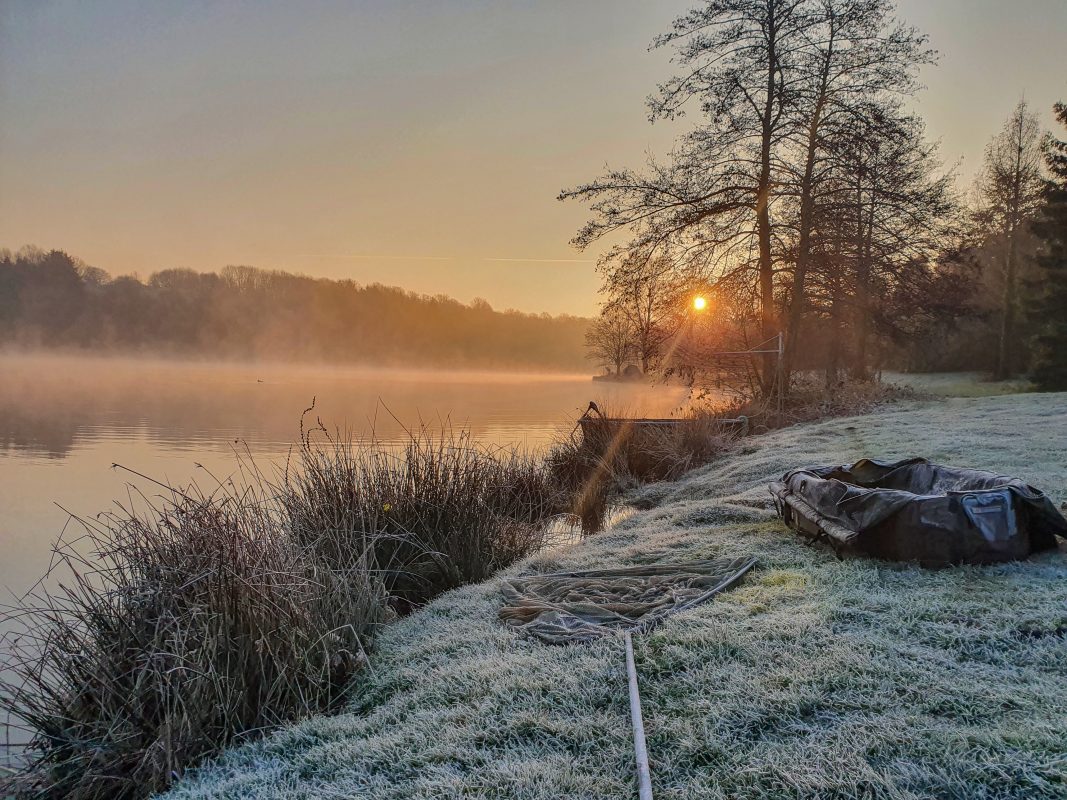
(2, 0), (1065, 317)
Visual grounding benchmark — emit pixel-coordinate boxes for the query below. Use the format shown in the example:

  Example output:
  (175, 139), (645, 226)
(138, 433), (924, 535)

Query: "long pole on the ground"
(624, 631), (653, 800)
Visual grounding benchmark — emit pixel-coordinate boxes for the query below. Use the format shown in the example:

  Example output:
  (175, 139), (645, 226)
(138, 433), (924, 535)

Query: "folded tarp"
(499, 556), (756, 644)
(770, 457), (1067, 566)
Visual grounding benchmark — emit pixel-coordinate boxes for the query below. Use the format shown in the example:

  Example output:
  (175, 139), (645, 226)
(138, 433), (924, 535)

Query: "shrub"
(738, 373), (923, 431)
(546, 408), (739, 531)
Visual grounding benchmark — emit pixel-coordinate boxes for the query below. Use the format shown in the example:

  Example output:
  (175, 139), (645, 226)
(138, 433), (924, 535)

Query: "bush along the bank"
(283, 423), (568, 609)
(545, 407), (740, 531)
(540, 376), (913, 532)
(0, 426), (566, 800)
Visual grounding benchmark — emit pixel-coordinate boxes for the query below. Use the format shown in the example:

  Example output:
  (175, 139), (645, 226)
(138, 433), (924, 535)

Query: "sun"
(692, 295), (708, 311)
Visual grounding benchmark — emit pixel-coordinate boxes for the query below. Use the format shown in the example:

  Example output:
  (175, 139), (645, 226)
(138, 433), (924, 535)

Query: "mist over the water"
(0, 353), (695, 599)
(0, 248), (591, 372)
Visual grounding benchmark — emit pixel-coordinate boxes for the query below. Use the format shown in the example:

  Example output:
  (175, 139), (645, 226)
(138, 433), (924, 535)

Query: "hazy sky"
(2, 1), (1065, 316)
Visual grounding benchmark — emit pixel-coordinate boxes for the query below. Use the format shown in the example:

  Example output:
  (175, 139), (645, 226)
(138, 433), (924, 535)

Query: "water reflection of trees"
(0, 356), (690, 459)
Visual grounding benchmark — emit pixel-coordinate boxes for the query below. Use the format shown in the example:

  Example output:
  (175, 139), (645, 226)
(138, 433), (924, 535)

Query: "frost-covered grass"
(884, 371), (1035, 397)
(163, 392), (1067, 800)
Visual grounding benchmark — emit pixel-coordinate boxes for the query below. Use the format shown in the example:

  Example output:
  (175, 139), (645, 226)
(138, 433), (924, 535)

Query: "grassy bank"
(161, 391), (1067, 799)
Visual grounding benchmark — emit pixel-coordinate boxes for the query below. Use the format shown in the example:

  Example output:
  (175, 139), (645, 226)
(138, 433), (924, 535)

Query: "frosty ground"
(163, 388), (1067, 800)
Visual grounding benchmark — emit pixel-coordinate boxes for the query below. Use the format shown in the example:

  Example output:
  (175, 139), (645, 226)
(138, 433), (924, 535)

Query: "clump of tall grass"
(284, 423), (567, 607)
(0, 421), (566, 800)
(546, 407), (739, 531)
(0, 481), (387, 800)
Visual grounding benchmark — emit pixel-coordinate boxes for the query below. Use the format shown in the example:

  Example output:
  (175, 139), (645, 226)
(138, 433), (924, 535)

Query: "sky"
(1, 0), (1065, 317)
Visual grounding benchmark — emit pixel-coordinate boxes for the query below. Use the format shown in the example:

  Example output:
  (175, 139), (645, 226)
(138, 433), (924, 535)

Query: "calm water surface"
(0, 354), (693, 601)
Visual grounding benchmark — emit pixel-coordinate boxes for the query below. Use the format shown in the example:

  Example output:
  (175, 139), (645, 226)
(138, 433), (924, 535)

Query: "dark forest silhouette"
(0, 247), (591, 371)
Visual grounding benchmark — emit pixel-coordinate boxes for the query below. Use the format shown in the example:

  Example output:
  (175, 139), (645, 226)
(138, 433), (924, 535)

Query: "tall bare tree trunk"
(852, 167), (876, 379)
(756, 0), (779, 398)
(996, 234), (1018, 379)
(825, 275), (843, 388)
(783, 21), (835, 390)
(784, 107), (823, 388)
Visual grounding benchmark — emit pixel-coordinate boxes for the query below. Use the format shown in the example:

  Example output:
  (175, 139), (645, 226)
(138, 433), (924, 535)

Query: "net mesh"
(498, 556), (757, 644)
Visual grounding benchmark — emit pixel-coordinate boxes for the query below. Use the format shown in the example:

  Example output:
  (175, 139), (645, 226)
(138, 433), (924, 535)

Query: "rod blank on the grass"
(625, 632), (653, 800)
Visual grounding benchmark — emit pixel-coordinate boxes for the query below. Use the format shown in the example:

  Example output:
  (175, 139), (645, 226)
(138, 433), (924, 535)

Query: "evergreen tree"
(975, 100), (1045, 379)
(1030, 102), (1067, 390)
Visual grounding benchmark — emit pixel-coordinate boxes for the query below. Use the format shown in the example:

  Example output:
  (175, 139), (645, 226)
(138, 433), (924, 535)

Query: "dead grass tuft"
(738, 374), (925, 432)
(545, 407), (740, 532)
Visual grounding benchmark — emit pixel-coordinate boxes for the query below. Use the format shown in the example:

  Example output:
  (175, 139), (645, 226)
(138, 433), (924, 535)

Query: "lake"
(0, 354), (693, 603)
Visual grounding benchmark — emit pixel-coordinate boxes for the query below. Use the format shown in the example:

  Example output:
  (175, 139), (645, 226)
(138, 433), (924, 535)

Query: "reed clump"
(0, 424), (564, 800)
(283, 424), (567, 608)
(546, 408), (739, 531)
(0, 481), (387, 800)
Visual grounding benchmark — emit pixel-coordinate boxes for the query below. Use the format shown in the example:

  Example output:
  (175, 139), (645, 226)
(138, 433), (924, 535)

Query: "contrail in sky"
(484, 257), (594, 264)
(297, 254), (594, 264)
(297, 254), (456, 261)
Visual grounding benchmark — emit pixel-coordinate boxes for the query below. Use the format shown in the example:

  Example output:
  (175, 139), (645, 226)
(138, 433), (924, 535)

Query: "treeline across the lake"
(567, 0), (1067, 394)
(0, 248), (591, 371)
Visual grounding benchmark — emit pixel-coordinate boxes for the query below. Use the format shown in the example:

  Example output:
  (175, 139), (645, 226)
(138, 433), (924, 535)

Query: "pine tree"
(1030, 102), (1067, 391)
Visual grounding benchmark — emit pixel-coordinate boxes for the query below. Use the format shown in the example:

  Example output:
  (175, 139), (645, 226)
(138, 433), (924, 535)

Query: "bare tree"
(602, 253), (688, 375)
(563, 0), (818, 397)
(585, 309), (636, 376)
(780, 0), (934, 383)
(1030, 102), (1067, 389)
(563, 0), (955, 394)
(975, 99), (1045, 379)
(777, 102), (960, 382)
(652, 0), (816, 393)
